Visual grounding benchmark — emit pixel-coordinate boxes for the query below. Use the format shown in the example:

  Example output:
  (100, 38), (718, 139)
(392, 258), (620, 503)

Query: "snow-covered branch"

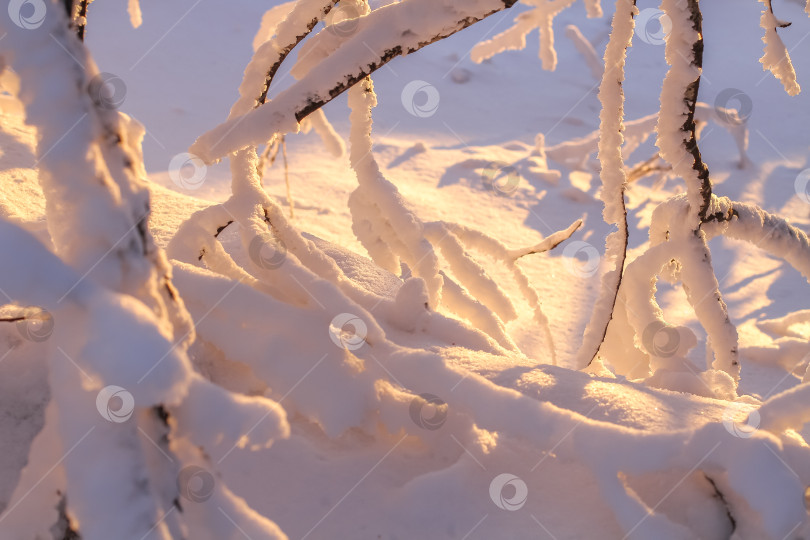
(546, 103), (750, 171)
(0, 217), (290, 539)
(471, 0), (601, 70)
(231, 0), (338, 119)
(347, 76), (444, 308)
(190, 0), (519, 163)
(758, 0), (801, 96)
(656, 0), (711, 226)
(0, 2), (193, 343)
(574, 0), (635, 368)
(609, 192), (810, 382)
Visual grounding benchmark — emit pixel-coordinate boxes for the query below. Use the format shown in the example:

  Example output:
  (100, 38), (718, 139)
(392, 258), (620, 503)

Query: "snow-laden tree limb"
(622, 226), (740, 381)
(471, 0), (577, 70)
(190, 0), (519, 164)
(347, 76), (444, 308)
(0, 1), (193, 343)
(168, 0), (513, 353)
(574, 0), (635, 369)
(230, 0), (338, 119)
(345, 75), (577, 358)
(0, 218), (290, 539)
(176, 0), (575, 362)
(470, 0), (603, 70)
(128, 0), (143, 28)
(613, 193), (810, 381)
(653, 194), (810, 283)
(630, 0), (740, 380)
(426, 219), (582, 364)
(758, 0), (801, 96)
(656, 0), (711, 226)
(0, 3), (300, 537)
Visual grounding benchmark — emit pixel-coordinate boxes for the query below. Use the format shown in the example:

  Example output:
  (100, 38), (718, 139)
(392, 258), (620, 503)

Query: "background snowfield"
(1, 0), (810, 538)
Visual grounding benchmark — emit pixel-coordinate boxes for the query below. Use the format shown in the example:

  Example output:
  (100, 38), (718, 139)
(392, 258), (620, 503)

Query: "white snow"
(127, 0), (142, 29)
(1, 0), (809, 538)
(758, 0), (801, 97)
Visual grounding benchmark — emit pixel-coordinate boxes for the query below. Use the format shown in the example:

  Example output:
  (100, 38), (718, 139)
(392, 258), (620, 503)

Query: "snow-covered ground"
(1, 0), (810, 538)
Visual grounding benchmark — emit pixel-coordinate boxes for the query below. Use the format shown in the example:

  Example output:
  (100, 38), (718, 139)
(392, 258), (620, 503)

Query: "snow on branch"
(190, 0), (519, 163)
(506, 218), (582, 258)
(425, 218), (582, 363)
(470, 0), (602, 70)
(65, 0), (91, 41)
(610, 0), (740, 383)
(128, 0), (143, 29)
(758, 0), (801, 96)
(230, 0), (338, 119)
(174, 0), (575, 360)
(656, 0), (712, 226)
(0, 3), (193, 343)
(249, 1), (347, 159)
(691, 196), (810, 282)
(348, 77), (444, 308)
(620, 226), (739, 383)
(343, 66), (577, 358)
(0, 4), (304, 537)
(546, 102), (751, 171)
(252, 1), (297, 52)
(608, 192), (810, 384)
(169, 235), (810, 539)
(170, 0), (517, 354)
(0, 217), (291, 539)
(574, 0), (635, 369)
(590, 0), (807, 387)
(471, 0), (576, 70)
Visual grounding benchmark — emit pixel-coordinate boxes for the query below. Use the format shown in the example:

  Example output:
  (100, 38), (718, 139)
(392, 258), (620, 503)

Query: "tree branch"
(256, 2), (338, 107)
(191, 0), (519, 164)
(75, 0), (90, 41)
(577, 0), (635, 368)
(681, 0), (713, 223)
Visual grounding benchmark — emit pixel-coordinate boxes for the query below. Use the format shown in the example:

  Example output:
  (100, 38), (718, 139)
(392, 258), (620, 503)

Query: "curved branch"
(575, 0), (635, 368)
(256, 1), (338, 107)
(191, 0), (519, 163)
(190, 0), (338, 242)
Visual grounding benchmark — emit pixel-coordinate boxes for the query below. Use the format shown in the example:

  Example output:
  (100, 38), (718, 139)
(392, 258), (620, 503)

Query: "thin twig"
(626, 153), (671, 184)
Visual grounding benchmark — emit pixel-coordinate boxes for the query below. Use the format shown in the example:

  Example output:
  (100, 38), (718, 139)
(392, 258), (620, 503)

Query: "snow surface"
(1, 0), (810, 538)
